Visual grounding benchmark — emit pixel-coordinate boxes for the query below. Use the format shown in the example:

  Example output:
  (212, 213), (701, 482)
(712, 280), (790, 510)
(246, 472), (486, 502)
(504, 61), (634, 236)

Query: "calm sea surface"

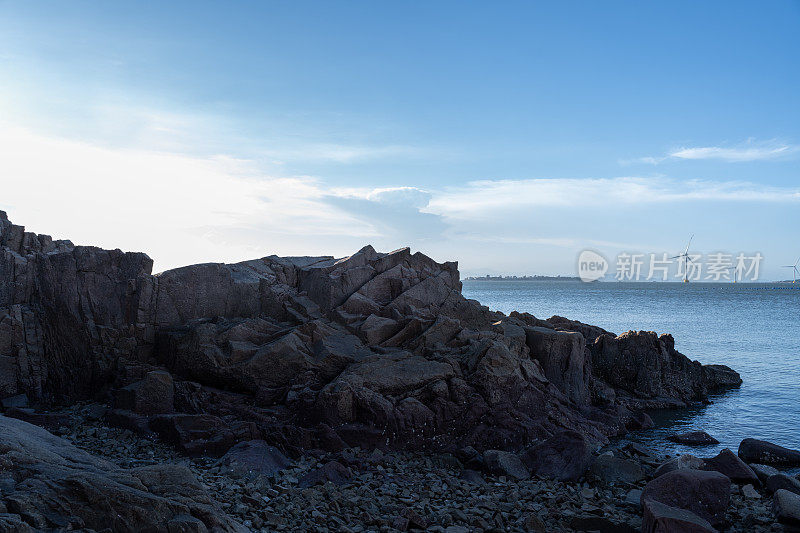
(462, 280), (800, 460)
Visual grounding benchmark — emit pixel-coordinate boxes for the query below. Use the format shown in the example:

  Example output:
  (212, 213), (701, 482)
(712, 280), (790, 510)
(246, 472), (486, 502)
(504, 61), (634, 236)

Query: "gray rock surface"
(217, 440), (291, 479)
(772, 489), (800, 526)
(653, 454), (706, 478)
(484, 450), (530, 480)
(0, 414), (244, 532)
(587, 454), (644, 485)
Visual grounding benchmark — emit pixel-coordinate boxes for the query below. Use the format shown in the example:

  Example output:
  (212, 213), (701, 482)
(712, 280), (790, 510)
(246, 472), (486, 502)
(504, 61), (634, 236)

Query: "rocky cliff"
(0, 211), (740, 457)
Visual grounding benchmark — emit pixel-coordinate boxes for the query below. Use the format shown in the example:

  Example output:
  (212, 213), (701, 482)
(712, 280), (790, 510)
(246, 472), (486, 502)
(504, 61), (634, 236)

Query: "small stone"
(522, 513), (546, 532)
(484, 450), (530, 480)
(741, 484), (761, 499)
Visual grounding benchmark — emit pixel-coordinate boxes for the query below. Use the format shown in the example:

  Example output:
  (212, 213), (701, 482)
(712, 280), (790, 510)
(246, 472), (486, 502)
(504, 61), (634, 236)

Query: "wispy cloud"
(425, 177), (800, 219)
(670, 142), (798, 162)
(623, 140), (800, 165)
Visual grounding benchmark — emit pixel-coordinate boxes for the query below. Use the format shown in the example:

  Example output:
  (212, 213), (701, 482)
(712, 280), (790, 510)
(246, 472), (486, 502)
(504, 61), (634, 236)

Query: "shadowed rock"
(642, 499), (718, 533)
(738, 438), (800, 466)
(641, 469), (731, 527)
(0, 415), (244, 532)
(703, 448), (760, 486)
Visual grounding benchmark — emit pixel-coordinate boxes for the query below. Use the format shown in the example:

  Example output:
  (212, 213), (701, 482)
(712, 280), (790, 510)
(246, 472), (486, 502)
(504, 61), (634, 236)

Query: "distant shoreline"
(464, 275), (581, 281)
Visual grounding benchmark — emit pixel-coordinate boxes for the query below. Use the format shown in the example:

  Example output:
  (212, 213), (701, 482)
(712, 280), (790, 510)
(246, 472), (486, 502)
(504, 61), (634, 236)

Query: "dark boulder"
(590, 331), (740, 410)
(484, 450), (530, 480)
(738, 438), (800, 466)
(765, 474), (800, 496)
(748, 463), (779, 484)
(523, 326), (590, 406)
(773, 489), (800, 527)
(641, 469), (731, 527)
(703, 448), (760, 486)
(587, 454), (644, 485)
(520, 430), (593, 482)
(114, 370), (174, 416)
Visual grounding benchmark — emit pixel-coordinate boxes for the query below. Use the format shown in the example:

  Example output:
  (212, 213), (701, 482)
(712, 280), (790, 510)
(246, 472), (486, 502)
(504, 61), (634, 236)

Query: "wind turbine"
(672, 234), (694, 283)
(783, 257), (800, 283)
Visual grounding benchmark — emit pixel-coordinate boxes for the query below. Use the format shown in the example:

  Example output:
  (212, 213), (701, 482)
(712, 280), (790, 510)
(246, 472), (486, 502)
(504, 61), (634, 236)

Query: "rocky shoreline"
(3, 210), (798, 531)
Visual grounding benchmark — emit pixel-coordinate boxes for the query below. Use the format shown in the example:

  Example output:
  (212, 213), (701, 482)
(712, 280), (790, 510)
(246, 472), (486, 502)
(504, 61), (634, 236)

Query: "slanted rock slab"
(642, 499), (718, 533)
(587, 454), (644, 485)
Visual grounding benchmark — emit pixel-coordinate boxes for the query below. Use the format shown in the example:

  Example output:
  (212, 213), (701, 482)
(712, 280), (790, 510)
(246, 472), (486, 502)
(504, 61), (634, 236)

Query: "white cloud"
(624, 140), (800, 165)
(0, 125), (379, 272)
(669, 143), (798, 162)
(425, 177), (800, 219)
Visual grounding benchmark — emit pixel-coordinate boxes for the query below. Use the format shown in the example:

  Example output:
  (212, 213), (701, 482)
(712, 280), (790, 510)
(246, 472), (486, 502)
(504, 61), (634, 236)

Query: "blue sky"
(1, 1), (798, 279)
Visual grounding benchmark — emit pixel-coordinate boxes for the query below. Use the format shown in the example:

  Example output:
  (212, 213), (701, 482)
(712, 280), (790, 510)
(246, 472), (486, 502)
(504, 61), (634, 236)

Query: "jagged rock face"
(590, 330), (742, 409)
(0, 212), (154, 403)
(0, 211), (741, 455)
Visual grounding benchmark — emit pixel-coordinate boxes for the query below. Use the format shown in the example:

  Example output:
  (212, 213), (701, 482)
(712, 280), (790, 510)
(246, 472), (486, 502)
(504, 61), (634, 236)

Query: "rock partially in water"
(738, 438), (800, 466)
(0, 210), (742, 459)
(668, 431), (719, 445)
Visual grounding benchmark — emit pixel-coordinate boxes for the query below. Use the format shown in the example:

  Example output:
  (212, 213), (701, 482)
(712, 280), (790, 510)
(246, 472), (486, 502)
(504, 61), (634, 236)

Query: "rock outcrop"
(0, 211), (741, 458)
